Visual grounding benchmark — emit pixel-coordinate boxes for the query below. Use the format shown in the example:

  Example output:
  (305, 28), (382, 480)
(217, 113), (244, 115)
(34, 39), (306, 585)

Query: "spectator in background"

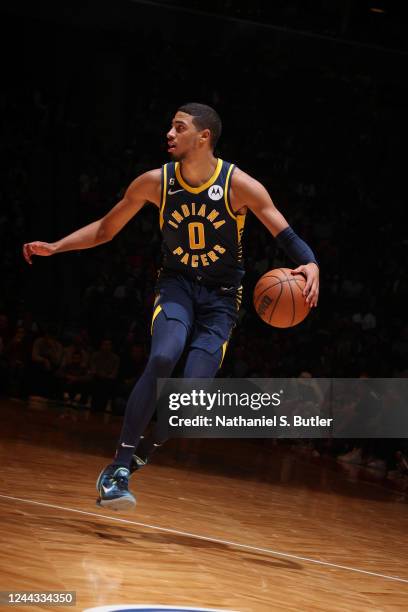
(61, 333), (90, 370)
(58, 350), (91, 406)
(115, 343), (146, 414)
(4, 326), (32, 398)
(16, 311), (39, 337)
(89, 339), (120, 412)
(30, 324), (63, 399)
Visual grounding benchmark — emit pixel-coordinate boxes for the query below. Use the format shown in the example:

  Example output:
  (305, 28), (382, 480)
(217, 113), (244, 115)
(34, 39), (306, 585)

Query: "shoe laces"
(108, 467), (129, 490)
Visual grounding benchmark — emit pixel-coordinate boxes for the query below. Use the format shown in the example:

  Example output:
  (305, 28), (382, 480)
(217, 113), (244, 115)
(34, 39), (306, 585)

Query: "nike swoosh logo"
(168, 188), (184, 195)
(121, 442), (135, 448)
(102, 484), (115, 494)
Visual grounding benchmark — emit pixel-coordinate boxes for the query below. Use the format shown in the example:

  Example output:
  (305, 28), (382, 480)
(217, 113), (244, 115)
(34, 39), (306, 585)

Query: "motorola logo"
(208, 185), (223, 201)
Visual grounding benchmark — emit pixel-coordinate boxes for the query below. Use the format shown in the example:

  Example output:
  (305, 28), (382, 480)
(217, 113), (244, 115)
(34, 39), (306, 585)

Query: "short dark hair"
(177, 102), (222, 149)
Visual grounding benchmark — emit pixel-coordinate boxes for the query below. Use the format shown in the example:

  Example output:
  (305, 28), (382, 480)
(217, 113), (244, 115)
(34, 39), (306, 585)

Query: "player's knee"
(147, 352), (177, 377)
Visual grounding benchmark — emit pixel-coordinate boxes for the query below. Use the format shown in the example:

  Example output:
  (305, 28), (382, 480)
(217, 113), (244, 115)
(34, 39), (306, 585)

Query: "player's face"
(167, 112), (203, 160)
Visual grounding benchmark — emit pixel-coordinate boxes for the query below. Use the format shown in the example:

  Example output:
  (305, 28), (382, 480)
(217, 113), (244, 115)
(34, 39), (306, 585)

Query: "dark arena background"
(0, 1), (407, 610)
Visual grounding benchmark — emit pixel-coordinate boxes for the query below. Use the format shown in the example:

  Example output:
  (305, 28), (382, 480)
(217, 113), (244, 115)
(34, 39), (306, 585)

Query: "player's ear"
(200, 128), (211, 145)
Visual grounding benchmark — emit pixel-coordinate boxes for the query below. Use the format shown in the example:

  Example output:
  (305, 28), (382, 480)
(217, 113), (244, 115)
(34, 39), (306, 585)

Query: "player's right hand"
(23, 241), (56, 265)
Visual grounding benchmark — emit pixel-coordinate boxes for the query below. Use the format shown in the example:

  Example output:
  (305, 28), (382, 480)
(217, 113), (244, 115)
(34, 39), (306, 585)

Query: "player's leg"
(97, 274), (195, 510)
(132, 345), (225, 466)
(118, 311), (188, 460)
(183, 346), (225, 377)
(96, 311), (188, 510)
(131, 284), (239, 468)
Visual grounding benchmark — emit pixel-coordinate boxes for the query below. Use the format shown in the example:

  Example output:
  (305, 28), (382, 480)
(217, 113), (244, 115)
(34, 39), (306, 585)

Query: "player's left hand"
(291, 262), (319, 307)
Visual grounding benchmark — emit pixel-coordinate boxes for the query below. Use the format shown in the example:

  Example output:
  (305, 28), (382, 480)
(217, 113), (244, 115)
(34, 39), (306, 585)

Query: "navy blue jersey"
(159, 158), (246, 286)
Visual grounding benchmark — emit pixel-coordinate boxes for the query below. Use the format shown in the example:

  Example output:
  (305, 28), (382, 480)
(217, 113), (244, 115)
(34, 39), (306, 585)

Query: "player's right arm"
(23, 169), (161, 264)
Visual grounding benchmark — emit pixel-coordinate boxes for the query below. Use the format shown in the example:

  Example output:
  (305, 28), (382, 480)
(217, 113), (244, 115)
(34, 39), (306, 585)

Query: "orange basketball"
(253, 268), (310, 328)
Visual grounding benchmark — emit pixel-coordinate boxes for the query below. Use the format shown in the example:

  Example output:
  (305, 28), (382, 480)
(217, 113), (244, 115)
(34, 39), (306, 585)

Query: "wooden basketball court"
(0, 400), (407, 611)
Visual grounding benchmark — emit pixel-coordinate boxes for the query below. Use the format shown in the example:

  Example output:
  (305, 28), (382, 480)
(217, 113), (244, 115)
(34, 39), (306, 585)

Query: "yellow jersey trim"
(159, 164), (167, 230)
(224, 163), (246, 243)
(236, 212), (246, 246)
(224, 163), (237, 220)
(151, 304), (162, 334)
(219, 341), (228, 368)
(175, 158), (223, 194)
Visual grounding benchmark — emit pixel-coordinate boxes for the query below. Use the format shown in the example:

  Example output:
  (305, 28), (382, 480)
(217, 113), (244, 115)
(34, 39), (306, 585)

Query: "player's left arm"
(231, 168), (319, 307)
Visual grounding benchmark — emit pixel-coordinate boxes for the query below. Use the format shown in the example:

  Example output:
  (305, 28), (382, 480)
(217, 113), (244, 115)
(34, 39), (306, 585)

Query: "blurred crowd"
(0, 15), (407, 489)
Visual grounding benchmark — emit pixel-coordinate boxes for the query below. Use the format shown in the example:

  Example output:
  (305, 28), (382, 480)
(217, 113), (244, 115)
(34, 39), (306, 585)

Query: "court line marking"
(1, 493), (408, 585)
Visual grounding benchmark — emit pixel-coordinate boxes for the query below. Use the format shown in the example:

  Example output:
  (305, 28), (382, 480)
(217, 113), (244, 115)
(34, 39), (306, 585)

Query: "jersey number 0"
(188, 222), (205, 249)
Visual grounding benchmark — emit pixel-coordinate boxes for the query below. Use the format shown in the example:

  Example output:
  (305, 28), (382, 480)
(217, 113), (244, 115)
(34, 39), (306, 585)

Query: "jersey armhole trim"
(159, 164), (168, 229)
(224, 163), (237, 220)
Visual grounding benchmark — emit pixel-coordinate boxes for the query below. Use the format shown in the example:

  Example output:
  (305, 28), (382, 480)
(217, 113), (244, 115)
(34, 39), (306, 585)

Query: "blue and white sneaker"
(96, 464), (136, 511)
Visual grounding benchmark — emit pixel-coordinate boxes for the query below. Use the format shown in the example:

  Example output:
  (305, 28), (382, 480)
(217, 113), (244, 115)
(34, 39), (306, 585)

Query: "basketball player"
(23, 103), (319, 510)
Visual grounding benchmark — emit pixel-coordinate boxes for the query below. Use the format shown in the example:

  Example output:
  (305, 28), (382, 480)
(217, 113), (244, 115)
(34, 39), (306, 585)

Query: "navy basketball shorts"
(151, 271), (243, 360)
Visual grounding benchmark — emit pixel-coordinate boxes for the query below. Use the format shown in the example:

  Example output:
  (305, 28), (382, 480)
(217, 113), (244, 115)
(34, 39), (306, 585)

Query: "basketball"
(253, 267), (311, 328)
